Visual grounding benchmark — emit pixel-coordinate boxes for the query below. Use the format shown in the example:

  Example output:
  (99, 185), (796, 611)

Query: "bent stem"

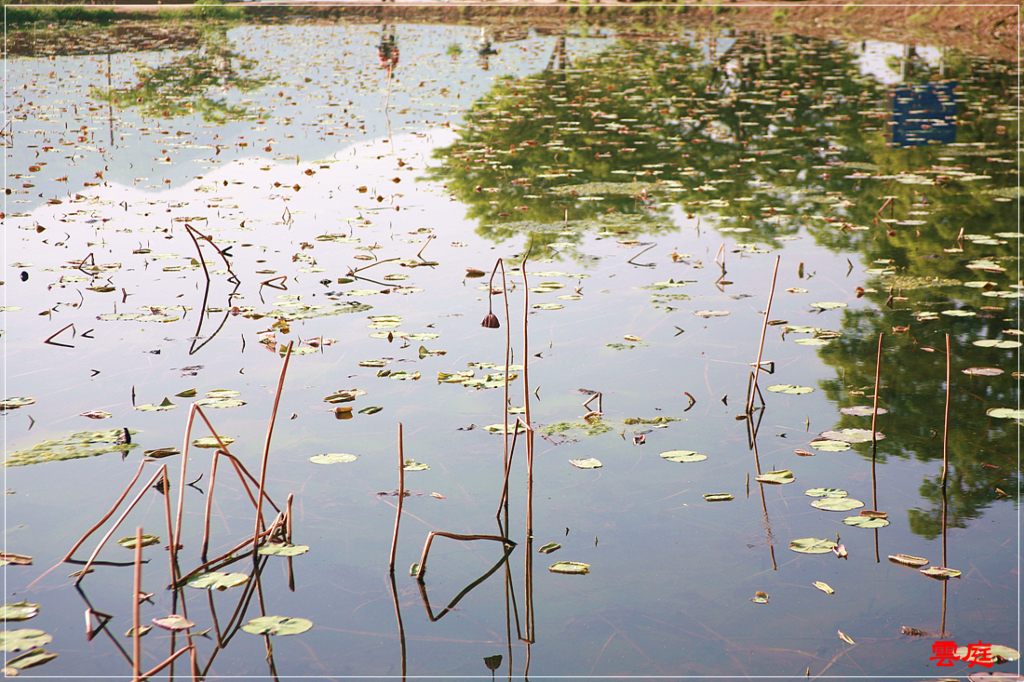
(746, 255), (780, 414)
(388, 423), (405, 574)
(253, 340), (293, 559)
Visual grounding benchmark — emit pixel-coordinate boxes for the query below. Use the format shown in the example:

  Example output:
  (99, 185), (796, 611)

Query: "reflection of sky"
(849, 39), (942, 84)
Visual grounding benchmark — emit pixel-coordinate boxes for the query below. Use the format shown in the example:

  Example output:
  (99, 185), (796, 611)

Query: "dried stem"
(63, 460), (148, 563)
(870, 332), (884, 511)
(253, 340), (293, 558)
(415, 531), (515, 583)
(132, 526), (142, 681)
(941, 333), (951, 489)
(388, 423), (405, 573)
(746, 255), (781, 414)
(173, 404), (198, 565)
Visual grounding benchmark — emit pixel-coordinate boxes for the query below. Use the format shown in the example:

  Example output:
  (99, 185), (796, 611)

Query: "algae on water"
(5, 429), (139, 467)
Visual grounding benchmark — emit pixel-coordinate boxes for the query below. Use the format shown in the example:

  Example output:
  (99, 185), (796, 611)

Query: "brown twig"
(415, 531), (515, 583)
(746, 255), (781, 414)
(941, 333), (951, 488)
(43, 322), (75, 348)
(388, 423), (405, 574)
(253, 340), (293, 557)
(870, 332), (884, 510)
(132, 526), (142, 681)
(63, 460), (148, 564)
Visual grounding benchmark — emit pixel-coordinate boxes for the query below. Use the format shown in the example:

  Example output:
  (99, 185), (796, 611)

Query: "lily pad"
(118, 534), (160, 549)
(0, 397), (36, 411)
(920, 566), (961, 580)
(483, 423), (527, 434)
(756, 469), (794, 485)
(805, 488), (848, 498)
(549, 561), (590, 575)
(660, 450), (706, 463)
(843, 515), (889, 528)
(812, 581), (834, 595)
(750, 591), (769, 604)
(811, 301), (848, 310)
(0, 629), (52, 653)
(152, 615), (194, 632)
(3, 647), (58, 670)
(0, 603), (39, 621)
(789, 538), (838, 554)
(195, 397), (247, 409)
(309, 453), (358, 465)
(811, 497), (864, 512)
(403, 459), (430, 471)
(79, 410), (112, 420)
(888, 554), (929, 568)
(187, 572), (249, 591)
(819, 428), (885, 443)
(358, 406), (383, 415)
(703, 493), (734, 502)
(192, 436), (235, 449)
(136, 398), (178, 412)
(958, 645), (1020, 664)
(809, 439), (851, 452)
(839, 405), (888, 416)
(986, 408), (1024, 420)
(258, 543), (309, 556)
(538, 543), (561, 554)
(241, 616), (313, 636)
(962, 367), (1003, 376)
(973, 339), (1021, 349)
(766, 384), (814, 395)
(694, 310), (730, 318)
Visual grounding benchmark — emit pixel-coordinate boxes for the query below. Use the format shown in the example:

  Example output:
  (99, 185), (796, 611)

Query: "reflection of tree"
(816, 309), (1019, 540)
(91, 30), (273, 122)
(430, 32), (1017, 277)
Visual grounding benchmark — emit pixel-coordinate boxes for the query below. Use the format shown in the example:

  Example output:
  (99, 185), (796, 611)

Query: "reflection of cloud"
(850, 40), (942, 85)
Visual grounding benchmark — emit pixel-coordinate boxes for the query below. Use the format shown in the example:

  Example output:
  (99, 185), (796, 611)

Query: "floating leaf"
(144, 447), (180, 459)
(483, 423), (527, 434)
(79, 410), (112, 420)
(838, 406), (888, 416)
(175, 389), (197, 398)
(0, 553), (33, 566)
(811, 497), (864, 512)
(766, 384), (814, 395)
(660, 450), (706, 463)
(118, 534), (160, 549)
(811, 301), (848, 310)
(920, 566), (961, 580)
(187, 572), (249, 591)
(192, 436), (234, 449)
(959, 645), (1020, 665)
(0, 603), (39, 621)
(973, 339), (1021, 349)
(549, 561), (590, 575)
(125, 626), (151, 637)
(703, 493), (734, 502)
(309, 453), (358, 465)
(789, 538), (838, 554)
(258, 543), (309, 557)
(241, 616), (313, 636)
(813, 581), (834, 595)
(3, 647), (58, 670)
(986, 407), (1024, 420)
(569, 458), (602, 469)
(963, 367), (1003, 376)
(136, 398), (177, 412)
(358, 406), (383, 415)
(152, 615), (194, 632)
(694, 309), (729, 318)
(809, 439), (851, 452)
(0, 397), (35, 411)
(751, 591), (769, 604)
(843, 515), (889, 528)
(0, 629), (52, 652)
(819, 429), (884, 443)
(538, 543), (561, 554)
(532, 303), (564, 311)
(403, 459), (430, 471)
(888, 554), (928, 568)
(195, 397), (246, 409)
(838, 630), (855, 645)
(805, 488), (848, 498)
(756, 469), (794, 485)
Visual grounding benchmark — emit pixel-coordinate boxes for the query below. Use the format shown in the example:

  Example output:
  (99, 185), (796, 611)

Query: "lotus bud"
(481, 313), (500, 329)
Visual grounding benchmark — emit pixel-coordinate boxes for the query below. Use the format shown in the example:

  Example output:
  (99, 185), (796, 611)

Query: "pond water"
(3, 12), (1020, 680)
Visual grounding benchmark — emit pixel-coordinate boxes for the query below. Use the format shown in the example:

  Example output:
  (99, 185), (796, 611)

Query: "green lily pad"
(569, 458), (602, 469)
(756, 469), (794, 485)
(0, 602), (39, 621)
(358, 406), (383, 415)
(205, 389), (241, 398)
(144, 447), (180, 459)
(767, 384), (814, 395)
(195, 397), (247, 409)
(962, 367), (1003, 376)
(888, 554), (929, 568)
(532, 303), (564, 311)
(811, 497), (864, 512)
(973, 339), (1021, 349)
(843, 515), (889, 528)
(241, 615), (313, 636)
(784, 325), (820, 334)
(405, 333), (440, 341)
(789, 538), (838, 554)
(660, 450), (707, 463)
(920, 566), (961, 579)
(812, 581), (834, 595)
(125, 626), (152, 637)
(703, 493), (734, 502)
(805, 488), (848, 498)
(187, 572), (249, 591)
(258, 543), (309, 557)
(309, 453), (358, 465)
(956, 644), (1020, 663)
(3, 647), (58, 670)
(359, 359), (389, 368)
(192, 436), (235, 449)
(819, 429), (885, 443)
(538, 543), (561, 554)
(694, 309), (730, 318)
(403, 459), (430, 471)
(118, 534), (160, 549)
(0, 629), (52, 652)
(809, 439), (851, 452)
(811, 301), (848, 310)
(483, 423), (527, 434)
(750, 591), (769, 604)
(6, 427), (138, 467)
(549, 561), (590, 575)
(986, 407), (1024, 420)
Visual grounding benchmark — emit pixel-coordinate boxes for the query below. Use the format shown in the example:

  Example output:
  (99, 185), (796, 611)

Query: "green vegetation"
(2, 2), (116, 27)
